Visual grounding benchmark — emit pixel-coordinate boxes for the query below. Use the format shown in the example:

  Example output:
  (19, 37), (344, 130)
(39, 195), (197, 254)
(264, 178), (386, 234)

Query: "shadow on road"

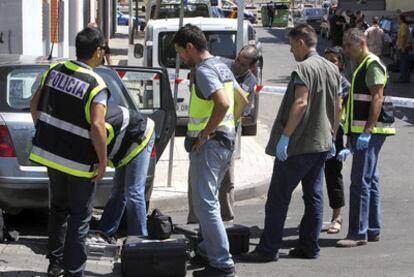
(0, 270), (46, 276)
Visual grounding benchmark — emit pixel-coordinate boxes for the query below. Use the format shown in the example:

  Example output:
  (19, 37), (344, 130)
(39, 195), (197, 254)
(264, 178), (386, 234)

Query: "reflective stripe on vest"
(29, 146), (98, 178)
(108, 106), (130, 160)
(37, 111), (91, 139)
(187, 81), (235, 138)
(344, 54), (396, 135)
(109, 118), (155, 168)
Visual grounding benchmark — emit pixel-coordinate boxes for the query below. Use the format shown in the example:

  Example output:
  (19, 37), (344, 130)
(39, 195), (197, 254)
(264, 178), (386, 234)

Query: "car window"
(5, 67), (46, 110)
(115, 70), (163, 112)
(248, 25), (255, 41)
(159, 31), (237, 68)
(150, 4), (209, 19)
(304, 9), (324, 16)
(0, 65), (130, 113)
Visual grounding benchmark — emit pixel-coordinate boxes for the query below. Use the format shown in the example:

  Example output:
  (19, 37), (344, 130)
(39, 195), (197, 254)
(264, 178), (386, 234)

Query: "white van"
(132, 17), (262, 134)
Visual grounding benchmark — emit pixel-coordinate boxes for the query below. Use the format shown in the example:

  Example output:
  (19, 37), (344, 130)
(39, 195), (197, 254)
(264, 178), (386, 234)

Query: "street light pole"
(167, 0), (185, 188)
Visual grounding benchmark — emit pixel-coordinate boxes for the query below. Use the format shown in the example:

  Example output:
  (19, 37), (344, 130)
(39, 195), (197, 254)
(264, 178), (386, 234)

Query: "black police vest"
(344, 54), (395, 135)
(30, 61), (108, 178)
(105, 105), (154, 168)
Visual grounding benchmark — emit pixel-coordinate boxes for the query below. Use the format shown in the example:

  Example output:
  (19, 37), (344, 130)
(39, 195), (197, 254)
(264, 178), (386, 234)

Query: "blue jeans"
(99, 133), (155, 236)
(257, 152), (327, 258)
(189, 139), (234, 269)
(348, 134), (386, 240)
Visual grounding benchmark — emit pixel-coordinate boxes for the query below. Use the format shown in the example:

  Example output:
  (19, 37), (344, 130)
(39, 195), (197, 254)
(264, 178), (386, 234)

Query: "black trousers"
(324, 127), (346, 210)
(47, 168), (96, 277)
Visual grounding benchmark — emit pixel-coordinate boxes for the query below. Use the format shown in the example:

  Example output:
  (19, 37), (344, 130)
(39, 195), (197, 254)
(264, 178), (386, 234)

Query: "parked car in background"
(0, 55), (176, 215)
(117, 9), (146, 30)
(295, 8), (326, 32)
(210, 0), (257, 24)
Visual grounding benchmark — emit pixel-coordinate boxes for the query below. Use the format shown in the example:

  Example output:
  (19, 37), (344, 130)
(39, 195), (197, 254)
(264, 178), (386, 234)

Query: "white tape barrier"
(258, 85), (414, 109)
(170, 79), (414, 109)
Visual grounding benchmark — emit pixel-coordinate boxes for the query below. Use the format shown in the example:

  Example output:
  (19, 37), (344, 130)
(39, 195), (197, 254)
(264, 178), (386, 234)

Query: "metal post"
(167, 0), (185, 188)
(128, 0), (133, 44)
(234, 0), (244, 159)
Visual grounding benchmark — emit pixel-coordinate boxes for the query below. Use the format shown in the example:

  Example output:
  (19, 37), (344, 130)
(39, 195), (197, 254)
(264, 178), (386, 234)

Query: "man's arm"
(333, 95), (342, 137)
(90, 103), (107, 182)
(365, 85), (384, 133)
(30, 87), (42, 124)
(233, 87), (249, 123)
(283, 85), (309, 136)
(192, 89), (230, 152)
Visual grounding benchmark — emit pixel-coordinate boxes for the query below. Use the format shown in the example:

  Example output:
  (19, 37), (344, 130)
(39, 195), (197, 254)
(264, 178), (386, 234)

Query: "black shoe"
(288, 248), (318, 259)
(47, 263), (64, 277)
(190, 254), (210, 267)
(240, 249), (278, 263)
(368, 235), (380, 242)
(193, 265), (235, 277)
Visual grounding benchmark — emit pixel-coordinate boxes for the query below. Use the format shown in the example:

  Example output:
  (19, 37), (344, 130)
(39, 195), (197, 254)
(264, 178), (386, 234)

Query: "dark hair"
(324, 46), (345, 66)
(400, 15), (407, 23)
(240, 45), (259, 66)
(75, 27), (105, 60)
(287, 24), (317, 48)
(171, 24), (207, 52)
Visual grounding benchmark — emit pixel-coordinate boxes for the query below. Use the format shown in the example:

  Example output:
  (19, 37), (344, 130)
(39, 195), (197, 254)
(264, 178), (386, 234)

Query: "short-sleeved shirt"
(195, 57), (241, 100)
(366, 61), (386, 88)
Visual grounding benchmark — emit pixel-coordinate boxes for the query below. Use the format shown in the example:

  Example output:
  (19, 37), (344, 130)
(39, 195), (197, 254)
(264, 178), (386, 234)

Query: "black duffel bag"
(147, 209), (173, 240)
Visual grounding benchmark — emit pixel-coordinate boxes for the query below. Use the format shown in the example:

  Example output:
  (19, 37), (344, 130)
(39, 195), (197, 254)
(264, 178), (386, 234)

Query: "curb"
(149, 178), (270, 212)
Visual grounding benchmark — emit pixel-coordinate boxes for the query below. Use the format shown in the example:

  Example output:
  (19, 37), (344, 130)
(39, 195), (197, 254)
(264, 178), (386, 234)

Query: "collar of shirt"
(73, 60), (93, 70)
(304, 51), (318, 60)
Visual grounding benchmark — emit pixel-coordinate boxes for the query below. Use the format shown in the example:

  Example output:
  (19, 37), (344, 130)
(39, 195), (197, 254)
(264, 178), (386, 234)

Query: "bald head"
(239, 45), (259, 66)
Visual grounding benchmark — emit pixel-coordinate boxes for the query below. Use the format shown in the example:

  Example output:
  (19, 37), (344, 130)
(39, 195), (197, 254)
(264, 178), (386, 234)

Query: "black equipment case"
(174, 223), (250, 255)
(121, 234), (189, 277)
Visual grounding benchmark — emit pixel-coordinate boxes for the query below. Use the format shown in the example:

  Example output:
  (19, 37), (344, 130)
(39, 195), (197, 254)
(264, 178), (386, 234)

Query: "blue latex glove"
(326, 143), (336, 160)
(336, 147), (352, 162)
(276, 134), (289, 161)
(356, 133), (371, 151)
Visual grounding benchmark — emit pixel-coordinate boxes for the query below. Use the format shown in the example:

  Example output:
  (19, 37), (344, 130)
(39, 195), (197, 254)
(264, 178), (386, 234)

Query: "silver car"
(0, 55), (176, 214)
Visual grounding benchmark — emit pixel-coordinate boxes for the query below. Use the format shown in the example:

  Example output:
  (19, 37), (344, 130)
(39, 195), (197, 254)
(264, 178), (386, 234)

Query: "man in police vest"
(97, 103), (155, 240)
(336, 28), (395, 248)
(187, 45), (259, 224)
(30, 27), (108, 277)
(172, 24), (248, 277)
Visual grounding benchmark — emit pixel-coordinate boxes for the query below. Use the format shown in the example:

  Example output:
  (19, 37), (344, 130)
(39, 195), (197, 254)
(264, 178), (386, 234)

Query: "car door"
(109, 66), (176, 160)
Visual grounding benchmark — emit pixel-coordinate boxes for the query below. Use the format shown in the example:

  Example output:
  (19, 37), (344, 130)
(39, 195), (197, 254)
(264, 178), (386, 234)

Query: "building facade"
(0, 0), (117, 58)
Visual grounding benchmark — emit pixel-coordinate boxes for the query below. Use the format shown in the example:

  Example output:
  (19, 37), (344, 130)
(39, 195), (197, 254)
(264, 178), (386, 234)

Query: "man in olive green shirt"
(241, 24), (341, 262)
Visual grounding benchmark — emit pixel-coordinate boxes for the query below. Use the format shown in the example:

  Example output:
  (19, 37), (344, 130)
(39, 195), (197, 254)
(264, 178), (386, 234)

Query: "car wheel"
(242, 124), (257, 136)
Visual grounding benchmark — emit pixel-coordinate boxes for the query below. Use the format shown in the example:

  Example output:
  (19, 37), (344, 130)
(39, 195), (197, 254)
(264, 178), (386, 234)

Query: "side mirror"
(134, 43), (144, 59)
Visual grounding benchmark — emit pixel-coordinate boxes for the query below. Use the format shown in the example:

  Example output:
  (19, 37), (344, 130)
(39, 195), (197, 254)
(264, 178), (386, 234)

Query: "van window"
(159, 31), (237, 68)
(150, 4), (209, 19)
(248, 25), (255, 41)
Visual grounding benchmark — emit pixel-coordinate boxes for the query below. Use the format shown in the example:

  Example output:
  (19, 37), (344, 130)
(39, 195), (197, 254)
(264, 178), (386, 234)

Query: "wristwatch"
(198, 132), (209, 142)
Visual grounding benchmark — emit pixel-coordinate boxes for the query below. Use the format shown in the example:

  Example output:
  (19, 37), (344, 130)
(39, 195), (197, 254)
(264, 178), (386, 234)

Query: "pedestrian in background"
(187, 45), (259, 224)
(330, 8), (346, 46)
(267, 1), (275, 28)
(395, 15), (411, 83)
(172, 24), (248, 277)
(29, 27), (109, 277)
(336, 28), (395, 248)
(345, 10), (356, 30)
(365, 16), (385, 57)
(323, 46), (351, 234)
(242, 24), (341, 262)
